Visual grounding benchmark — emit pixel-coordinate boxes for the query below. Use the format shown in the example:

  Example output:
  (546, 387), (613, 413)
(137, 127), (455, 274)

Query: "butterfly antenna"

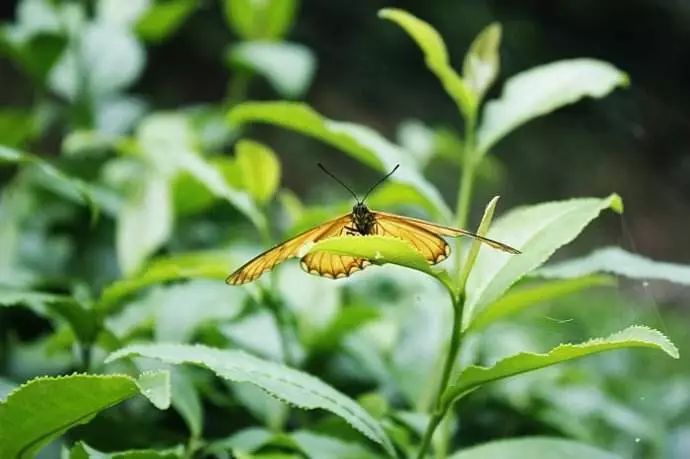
(362, 164), (400, 202)
(318, 163), (359, 201)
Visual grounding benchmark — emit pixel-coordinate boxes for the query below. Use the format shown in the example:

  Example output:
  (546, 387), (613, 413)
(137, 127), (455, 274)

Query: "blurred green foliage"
(0, 1), (687, 459)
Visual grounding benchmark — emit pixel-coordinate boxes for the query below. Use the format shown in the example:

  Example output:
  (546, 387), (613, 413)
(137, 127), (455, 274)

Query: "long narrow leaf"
(106, 344), (395, 456)
(442, 326), (678, 407)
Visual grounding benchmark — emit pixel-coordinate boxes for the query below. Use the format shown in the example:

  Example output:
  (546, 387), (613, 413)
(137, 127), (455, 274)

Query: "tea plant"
(0, 3), (685, 459)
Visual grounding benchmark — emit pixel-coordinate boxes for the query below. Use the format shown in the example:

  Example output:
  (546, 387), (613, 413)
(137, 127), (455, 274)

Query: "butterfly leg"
(345, 226), (359, 236)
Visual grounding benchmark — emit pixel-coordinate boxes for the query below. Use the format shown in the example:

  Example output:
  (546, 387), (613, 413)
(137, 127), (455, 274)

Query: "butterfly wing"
(371, 212), (452, 264)
(226, 214), (353, 285)
(298, 214), (371, 278)
(372, 211), (521, 260)
(300, 252), (372, 279)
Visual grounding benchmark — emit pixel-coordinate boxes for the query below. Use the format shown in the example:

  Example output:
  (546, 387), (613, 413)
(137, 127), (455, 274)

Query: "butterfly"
(226, 164), (520, 285)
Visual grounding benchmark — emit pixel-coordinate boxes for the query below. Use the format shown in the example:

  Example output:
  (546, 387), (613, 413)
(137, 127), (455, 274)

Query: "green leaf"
(463, 194), (623, 330)
(448, 437), (618, 459)
(291, 430), (378, 459)
(378, 8), (475, 119)
(477, 59), (628, 155)
(462, 23), (501, 102)
(153, 280), (245, 343)
(171, 367), (202, 438)
(116, 173), (173, 275)
(134, 113), (265, 230)
(228, 101), (451, 219)
(106, 343), (395, 456)
(0, 287), (99, 344)
(97, 0), (150, 26)
(0, 145), (98, 220)
(459, 196), (500, 291)
(0, 372), (170, 458)
(136, 0), (197, 43)
(0, 377), (16, 401)
(308, 235), (434, 276)
(136, 370), (172, 409)
(469, 275), (616, 331)
(535, 246), (690, 285)
(228, 41), (316, 98)
(0, 108), (36, 148)
(68, 441), (184, 459)
(308, 305), (380, 352)
(235, 139), (281, 205)
(442, 325), (678, 406)
(223, 0), (298, 40)
(49, 21), (145, 99)
(204, 428), (273, 455)
(98, 250), (233, 312)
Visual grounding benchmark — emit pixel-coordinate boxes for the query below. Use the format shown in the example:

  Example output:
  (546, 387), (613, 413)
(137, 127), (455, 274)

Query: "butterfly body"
(350, 202), (376, 235)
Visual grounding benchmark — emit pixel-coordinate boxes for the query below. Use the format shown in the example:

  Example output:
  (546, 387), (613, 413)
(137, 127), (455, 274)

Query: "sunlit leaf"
(458, 196), (500, 291)
(116, 174), (172, 275)
(106, 344), (396, 456)
(68, 441), (184, 459)
(229, 101), (451, 220)
(448, 437), (618, 459)
(462, 23), (501, 101)
(463, 194), (623, 330)
(49, 21), (145, 99)
(0, 372), (170, 458)
(535, 246), (690, 286)
(308, 235), (434, 276)
(477, 59), (628, 155)
(229, 41), (316, 98)
(223, 0), (298, 40)
(235, 139), (281, 205)
(98, 250), (233, 312)
(378, 8), (475, 118)
(442, 326), (678, 406)
(96, 0), (150, 26)
(469, 275), (616, 331)
(136, 0), (197, 43)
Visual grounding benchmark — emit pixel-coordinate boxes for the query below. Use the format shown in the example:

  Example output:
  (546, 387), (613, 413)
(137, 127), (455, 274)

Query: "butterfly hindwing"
(300, 252), (371, 279)
(297, 214), (371, 279)
(225, 214), (353, 285)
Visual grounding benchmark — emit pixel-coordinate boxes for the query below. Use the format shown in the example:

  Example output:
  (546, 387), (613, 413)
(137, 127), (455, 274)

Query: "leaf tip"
(377, 8), (398, 20)
(608, 193), (624, 213)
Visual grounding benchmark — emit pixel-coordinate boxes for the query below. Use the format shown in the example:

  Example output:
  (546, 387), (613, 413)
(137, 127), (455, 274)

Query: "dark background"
(1, 0), (688, 260)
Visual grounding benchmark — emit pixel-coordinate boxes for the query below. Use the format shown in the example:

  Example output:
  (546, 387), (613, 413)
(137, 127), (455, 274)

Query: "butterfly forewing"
(225, 214), (354, 285)
(371, 212), (451, 264)
(373, 211), (521, 255)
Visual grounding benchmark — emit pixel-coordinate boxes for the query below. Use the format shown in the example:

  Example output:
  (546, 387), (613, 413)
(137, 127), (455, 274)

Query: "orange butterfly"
(226, 164), (520, 285)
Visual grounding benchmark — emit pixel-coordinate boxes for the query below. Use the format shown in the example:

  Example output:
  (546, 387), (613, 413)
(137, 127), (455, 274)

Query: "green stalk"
(453, 115), (477, 283)
(418, 112), (481, 458)
(416, 293), (464, 459)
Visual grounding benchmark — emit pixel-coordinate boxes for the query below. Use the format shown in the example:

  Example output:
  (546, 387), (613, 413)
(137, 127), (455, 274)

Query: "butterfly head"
(352, 202), (375, 234)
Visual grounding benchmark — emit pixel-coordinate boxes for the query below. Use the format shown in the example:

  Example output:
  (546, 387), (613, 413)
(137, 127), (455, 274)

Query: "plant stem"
(453, 116), (477, 283)
(417, 412), (443, 459)
(419, 112), (479, 458)
(417, 294), (464, 459)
